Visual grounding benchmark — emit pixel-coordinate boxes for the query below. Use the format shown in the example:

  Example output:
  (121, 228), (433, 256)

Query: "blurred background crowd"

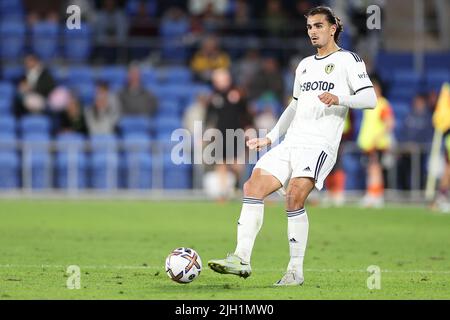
(0, 0), (450, 204)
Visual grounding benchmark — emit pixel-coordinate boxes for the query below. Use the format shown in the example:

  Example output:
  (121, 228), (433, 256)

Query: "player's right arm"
(247, 98), (298, 150)
(247, 63), (302, 150)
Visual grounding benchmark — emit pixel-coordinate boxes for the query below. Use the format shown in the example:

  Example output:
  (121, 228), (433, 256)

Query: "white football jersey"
(284, 48), (373, 158)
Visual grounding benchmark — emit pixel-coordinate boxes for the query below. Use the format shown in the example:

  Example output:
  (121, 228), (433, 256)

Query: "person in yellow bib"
(433, 132), (450, 212)
(357, 77), (395, 207)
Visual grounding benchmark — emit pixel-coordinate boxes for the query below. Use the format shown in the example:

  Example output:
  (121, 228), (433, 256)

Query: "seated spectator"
(94, 0), (129, 63)
(246, 55), (284, 103)
(59, 92), (88, 135)
(15, 53), (56, 117)
(118, 65), (158, 116)
(190, 35), (231, 83)
(84, 82), (121, 135)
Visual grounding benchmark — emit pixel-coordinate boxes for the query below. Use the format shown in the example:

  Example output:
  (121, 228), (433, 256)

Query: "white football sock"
(234, 197), (264, 264)
(286, 208), (309, 277)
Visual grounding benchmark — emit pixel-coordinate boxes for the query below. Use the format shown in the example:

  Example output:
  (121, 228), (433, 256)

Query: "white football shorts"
(254, 142), (336, 192)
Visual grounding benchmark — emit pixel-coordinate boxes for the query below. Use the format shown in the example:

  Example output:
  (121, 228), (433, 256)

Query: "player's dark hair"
(305, 6), (344, 44)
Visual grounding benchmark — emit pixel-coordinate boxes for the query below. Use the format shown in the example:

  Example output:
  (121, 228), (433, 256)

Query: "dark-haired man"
(208, 6), (377, 286)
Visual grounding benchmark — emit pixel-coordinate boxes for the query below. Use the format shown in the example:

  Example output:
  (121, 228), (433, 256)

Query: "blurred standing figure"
(119, 65), (158, 116)
(84, 82), (121, 135)
(246, 56), (284, 103)
(357, 77), (395, 208)
(15, 53), (56, 117)
(190, 36), (231, 83)
(204, 69), (252, 200)
(397, 93), (433, 190)
(433, 133), (450, 212)
(94, 0), (129, 63)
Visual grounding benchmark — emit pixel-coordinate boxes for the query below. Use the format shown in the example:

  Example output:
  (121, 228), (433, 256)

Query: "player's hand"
(246, 137), (272, 151)
(318, 92), (339, 107)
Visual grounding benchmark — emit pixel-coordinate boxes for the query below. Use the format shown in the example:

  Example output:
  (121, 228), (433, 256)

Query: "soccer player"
(208, 6), (377, 286)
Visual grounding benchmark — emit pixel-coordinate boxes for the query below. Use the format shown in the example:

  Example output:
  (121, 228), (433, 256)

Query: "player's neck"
(316, 43), (340, 58)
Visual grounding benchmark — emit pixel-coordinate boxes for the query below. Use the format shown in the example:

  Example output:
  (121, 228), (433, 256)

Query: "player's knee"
(285, 186), (306, 210)
(243, 178), (263, 199)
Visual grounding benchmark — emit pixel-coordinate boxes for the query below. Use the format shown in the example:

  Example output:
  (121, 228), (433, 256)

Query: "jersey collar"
(314, 48), (343, 60)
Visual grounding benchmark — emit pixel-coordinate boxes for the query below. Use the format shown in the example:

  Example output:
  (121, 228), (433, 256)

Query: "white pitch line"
(0, 264), (449, 274)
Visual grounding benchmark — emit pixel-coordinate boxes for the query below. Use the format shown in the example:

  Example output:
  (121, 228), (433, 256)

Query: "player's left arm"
(318, 55), (377, 109)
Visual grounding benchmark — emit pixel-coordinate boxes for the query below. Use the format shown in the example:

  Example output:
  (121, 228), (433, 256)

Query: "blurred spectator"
(232, 48), (262, 89)
(94, 0), (129, 63)
(65, 0), (96, 23)
(357, 77), (395, 208)
(397, 93), (433, 190)
(157, 0), (187, 16)
(160, 6), (190, 62)
(183, 93), (210, 135)
(290, 0), (314, 37)
(24, 0), (60, 24)
(404, 94), (434, 144)
(204, 68), (252, 200)
(118, 65), (158, 116)
(246, 56), (284, 103)
(84, 82), (121, 135)
(59, 92), (88, 135)
(251, 93), (278, 132)
(15, 53), (56, 117)
(189, 0), (228, 16)
(128, 0), (158, 37)
(263, 0), (288, 37)
(190, 36), (231, 83)
(232, 0), (253, 35)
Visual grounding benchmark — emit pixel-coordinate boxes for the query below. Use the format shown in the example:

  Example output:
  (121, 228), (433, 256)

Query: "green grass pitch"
(0, 199), (449, 300)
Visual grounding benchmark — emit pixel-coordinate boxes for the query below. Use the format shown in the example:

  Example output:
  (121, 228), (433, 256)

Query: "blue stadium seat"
(89, 134), (119, 189)
(342, 153), (365, 191)
(0, 82), (14, 115)
(392, 69), (422, 87)
(67, 66), (95, 85)
(55, 133), (87, 189)
(153, 116), (182, 139)
(96, 66), (127, 88)
(0, 133), (19, 188)
(162, 153), (192, 189)
(424, 51), (450, 71)
(118, 116), (152, 136)
(425, 70), (450, 92)
(120, 134), (153, 189)
(0, 0), (24, 16)
(22, 135), (52, 189)
(156, 66), (192, 84)
(157, 99), (180, 117)
(0, 115), (16, 135)
(140, 67), (157, 87)
(64, 24), (92, 63)
(2, 65), (24, 82)
(31, 21), (59, 61)
(0, 151), (19, 189)
(159, 18), (189, 62)
(149, 84), (192, 107)
(0, 19), (25, 60)
(19, 115), (51, 136)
